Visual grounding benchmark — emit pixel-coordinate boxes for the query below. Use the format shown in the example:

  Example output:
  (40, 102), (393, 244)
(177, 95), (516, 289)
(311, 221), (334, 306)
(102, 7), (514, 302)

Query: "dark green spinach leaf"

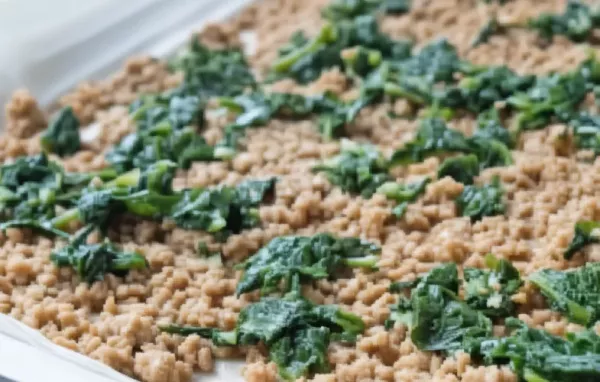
(456, 177), (505, 221)
(40, 106), (81, 157)
(529, 262), (600, 326)
(235, 233), (379, 296)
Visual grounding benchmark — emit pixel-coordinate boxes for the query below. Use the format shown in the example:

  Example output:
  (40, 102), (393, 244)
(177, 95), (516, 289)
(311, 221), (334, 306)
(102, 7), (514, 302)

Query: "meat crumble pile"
(2, 0), (600, 381)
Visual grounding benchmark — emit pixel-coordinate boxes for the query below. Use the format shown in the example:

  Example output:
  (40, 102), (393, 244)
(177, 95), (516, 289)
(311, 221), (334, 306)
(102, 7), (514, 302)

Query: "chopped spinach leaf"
(313, 139), (390, 198)
(438, 154), (480, 185)
(170, 178), (275, 236)
(396, 39), (462, 83)
(476, 318), (600, 381)
(474, 108), (513, 148)
(528, 1), (600, 42)
(218, 91), (342, 147)
(377, 177), (429, 218)
(439, 66), (534, 114)
(321, 0), (410, 21)
(456, 177), (505, 221)
(471, 17), (502, 48)
(468, 137), (513, 170)
(109, 39), (255, 171)
(270, 15), (412, 84)
(386, 263), (493, 353)
(169, 37), (256, 97)
(564, 220), (600, 260)
(160, 295), (365, 380)
(529, 262), (600, 326)
(40, 106), (81, 157)
(390, 118), (471, 166)
(51, 236), (147, 284)
(570, 113), (600, 157)
(508, 70), (587, 131)
(464, 253), (522, 318)
(235, 233), (379, 296)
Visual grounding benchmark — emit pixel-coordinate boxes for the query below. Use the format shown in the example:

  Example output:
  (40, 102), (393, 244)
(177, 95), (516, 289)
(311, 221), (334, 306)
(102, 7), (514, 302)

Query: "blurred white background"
(0, 0), (251, 122)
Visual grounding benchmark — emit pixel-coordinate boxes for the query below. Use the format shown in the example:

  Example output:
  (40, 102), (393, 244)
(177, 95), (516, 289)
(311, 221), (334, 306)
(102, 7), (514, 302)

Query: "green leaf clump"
(235, 233), (379, 296)
(386, 263), (493, 353)
(390, 118), (512, 173)
(507, 70), (588, 132)
(321, 0), (411, 21)
(270, 15), (412, 84)
(312, 139), (390, 198)
(564, 220), (600, 259)
(456, 177), (505, 221)
(528, 1), (600, 42)
(475, 318), (600, 382)
(389, 118), (471, 166)
(570, 113), (600, 157)
(169, 37), (256, 97)
(170, 178), (276, 237)
(40, 106), (81, 157)
(0, 154), (116, 226)
(50, 228), (147, 284)
(108, 39), (256, 172)
(160, 295), (365, 381)
(473, 108), (513, 148)
(463, 253), (523, 318)
(437, 154), (480, 185)
(376, 177), (429, 218)
(529, 262), (600, 326)
(439, 66), (534, 114)
(217, 91), (344, 147)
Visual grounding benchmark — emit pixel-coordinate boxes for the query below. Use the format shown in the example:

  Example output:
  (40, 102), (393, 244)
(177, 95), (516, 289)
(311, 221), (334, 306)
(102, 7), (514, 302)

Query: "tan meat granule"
(133, 349), (193, 382)
(4, 89), (47, 138)
(59, 56), (181, 125)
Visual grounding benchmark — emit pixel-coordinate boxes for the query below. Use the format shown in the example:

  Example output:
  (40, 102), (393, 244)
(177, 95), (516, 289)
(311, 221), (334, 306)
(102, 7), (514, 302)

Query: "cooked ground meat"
(1, 0), (600, 381)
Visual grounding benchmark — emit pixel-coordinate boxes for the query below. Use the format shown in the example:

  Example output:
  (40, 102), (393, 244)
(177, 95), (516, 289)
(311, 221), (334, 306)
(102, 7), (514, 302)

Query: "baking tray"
(0, 0), (254, 381)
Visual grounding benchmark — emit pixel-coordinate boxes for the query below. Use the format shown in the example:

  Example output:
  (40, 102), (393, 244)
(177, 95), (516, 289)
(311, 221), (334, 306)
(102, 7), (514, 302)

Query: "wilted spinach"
(390, 118), (471, 166)
(169, 37), (256, 97)
(463, 253), (522, 318)
(170, 178), (276, 237)
(473, 108), (513, 148)
(564, 220), (600, 259)
(235, 233), (379, 296)
(50, 228), (147, 284)
(528, 1), (600, 42)
(0, 154), (117, 228)
(508, 70), (587, 132)
(321, 0), (411, 21)
(376, 177), (429, 218)
(386, 263), (493, 353)
(40, 106), (81, 157)
(109, 38), (255, 171)
(570, 113), (600, 157)
(438, 66), (534, 114)
(438, 154), (480, 185)
(160, 295), (365, 380)
(529, 262), (600, 326)
(270, 15), (411, 84)
(475, 318), (600, 381)
(456, 177), (505, 221)
(313, 139), (390, 198)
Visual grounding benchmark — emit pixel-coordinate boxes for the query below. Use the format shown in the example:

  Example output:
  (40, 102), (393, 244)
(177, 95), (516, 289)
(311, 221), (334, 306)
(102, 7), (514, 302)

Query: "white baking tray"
(0, 0), (254, 381)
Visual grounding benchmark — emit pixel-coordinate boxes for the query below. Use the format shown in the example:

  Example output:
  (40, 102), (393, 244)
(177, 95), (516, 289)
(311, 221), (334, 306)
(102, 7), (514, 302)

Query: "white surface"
(0, 313), (246, 382)
(0, 0), (254, 122)
(0, 0), (253, 381)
